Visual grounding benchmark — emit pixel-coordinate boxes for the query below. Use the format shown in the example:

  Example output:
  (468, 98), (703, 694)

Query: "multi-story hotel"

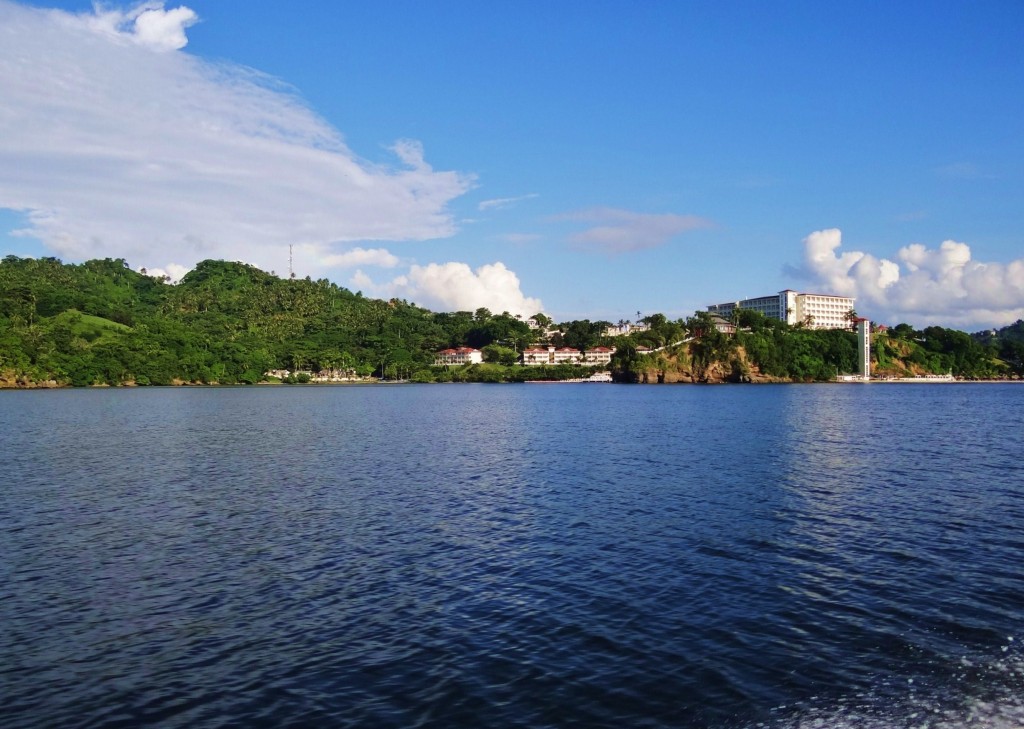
(707, 290), (855, 330)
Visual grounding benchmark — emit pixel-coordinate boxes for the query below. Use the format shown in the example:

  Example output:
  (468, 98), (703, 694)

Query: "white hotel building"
(434, 347), (484, 366)
(521, 346), (616, 366)
(707, 290), (855, 330)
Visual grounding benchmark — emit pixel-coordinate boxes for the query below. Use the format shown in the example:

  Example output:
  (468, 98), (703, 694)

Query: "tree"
(891, 323), (917, 340)
(561, 320), (604, 351)
(481, 344), (518, 366)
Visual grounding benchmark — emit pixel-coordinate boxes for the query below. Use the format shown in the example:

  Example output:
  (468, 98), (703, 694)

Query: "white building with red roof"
(521, 346), (616, 366)
(582, 346), (615, 365)
(434, 347), (483, 366)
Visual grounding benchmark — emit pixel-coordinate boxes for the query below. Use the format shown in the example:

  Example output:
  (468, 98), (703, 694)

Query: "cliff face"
(619, 346), (790, 384)
(0, 370), (62, 388)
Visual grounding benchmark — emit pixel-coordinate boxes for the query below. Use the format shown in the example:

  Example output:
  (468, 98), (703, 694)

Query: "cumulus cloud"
(354, 261), (542, 316)
(349, 270), (375, 292)
(0, 1), (472, 280)
(555, 207), (712, 254)
(142, 262), (190, 283)
(86, 2), (199, 51)
(798, 228), (1024, 329)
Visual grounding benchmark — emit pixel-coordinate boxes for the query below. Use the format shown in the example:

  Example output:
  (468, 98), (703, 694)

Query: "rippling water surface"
(2, 383), (1022, 728)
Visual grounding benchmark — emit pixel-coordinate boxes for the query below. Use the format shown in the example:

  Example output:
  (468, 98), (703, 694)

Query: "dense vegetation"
(615, 309), (1019, 383)
(1, 256), (1020, 386)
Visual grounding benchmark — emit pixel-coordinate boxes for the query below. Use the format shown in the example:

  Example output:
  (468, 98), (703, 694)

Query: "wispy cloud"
(496, 233), (541, 245)
(796, 228), (1024, 328)
(478, 193), (539, 212)
(554, 207), (712, 254)
(0, 1), (473, 280)
(935, 162), (994, 181)
(317, 246), (400, 269)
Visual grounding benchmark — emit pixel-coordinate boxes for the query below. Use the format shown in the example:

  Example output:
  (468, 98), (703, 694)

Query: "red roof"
(438, 347), (479, 354)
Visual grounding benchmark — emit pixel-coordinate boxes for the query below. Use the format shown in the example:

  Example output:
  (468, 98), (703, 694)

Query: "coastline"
(3, 376), (1023, 390)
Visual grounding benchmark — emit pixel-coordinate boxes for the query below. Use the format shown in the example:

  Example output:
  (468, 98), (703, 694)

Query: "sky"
(1, 0), (1023, 330)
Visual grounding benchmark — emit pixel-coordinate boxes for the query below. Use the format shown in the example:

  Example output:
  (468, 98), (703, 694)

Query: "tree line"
(1, 256), (1020, 386)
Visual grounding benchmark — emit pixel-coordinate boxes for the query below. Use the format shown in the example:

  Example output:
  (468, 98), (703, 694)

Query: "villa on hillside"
(707, 289), (855, 330)
(604, 322), (651, 337)
(434, 347), (483, 366)
(710, 315), (736, 335)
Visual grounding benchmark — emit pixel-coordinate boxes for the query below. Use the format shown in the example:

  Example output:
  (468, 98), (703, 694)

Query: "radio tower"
(289, 244), (295, 279)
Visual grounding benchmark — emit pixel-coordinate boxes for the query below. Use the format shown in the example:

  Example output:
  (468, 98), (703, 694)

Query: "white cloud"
(85, 2), (199, 51)
(140, 262), (189, 283)
(355, 261), (542, 316)
(318, 246), (400, 269)
(0, 1), (472, 280)
(478, 193), (538, 212)
(555, 207), (712, 254)
(349, 270), (375, 292)
(799, 228), (1024, 329)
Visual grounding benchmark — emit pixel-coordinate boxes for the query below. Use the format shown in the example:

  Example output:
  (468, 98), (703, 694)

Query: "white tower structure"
(857, 319), (871, 379)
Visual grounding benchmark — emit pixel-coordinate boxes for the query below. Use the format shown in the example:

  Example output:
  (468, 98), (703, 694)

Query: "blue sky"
(1, 1), (1022, 329)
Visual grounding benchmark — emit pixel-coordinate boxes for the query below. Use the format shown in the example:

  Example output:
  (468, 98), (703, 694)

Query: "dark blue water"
(2, 384), (1022, 728)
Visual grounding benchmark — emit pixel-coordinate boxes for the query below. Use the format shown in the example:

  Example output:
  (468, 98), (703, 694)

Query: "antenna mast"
(289, 244), (294, 279)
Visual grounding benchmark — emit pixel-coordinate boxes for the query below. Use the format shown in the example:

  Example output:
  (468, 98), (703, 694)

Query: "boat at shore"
(836, 373), (957, 383)
(527, 372), (613, 383)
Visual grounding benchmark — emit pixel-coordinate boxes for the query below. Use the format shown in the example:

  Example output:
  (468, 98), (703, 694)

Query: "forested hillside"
(1, 256), (1020, 386)
(611, 310), (1020, 383)
(0, 256), (536, 385)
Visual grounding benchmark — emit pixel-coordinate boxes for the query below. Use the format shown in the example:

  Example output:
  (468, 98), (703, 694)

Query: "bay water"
(1, 383), (1022, 728)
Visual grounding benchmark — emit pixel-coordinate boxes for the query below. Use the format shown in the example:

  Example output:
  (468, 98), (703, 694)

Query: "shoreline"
(3, 377), (1023, 390)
